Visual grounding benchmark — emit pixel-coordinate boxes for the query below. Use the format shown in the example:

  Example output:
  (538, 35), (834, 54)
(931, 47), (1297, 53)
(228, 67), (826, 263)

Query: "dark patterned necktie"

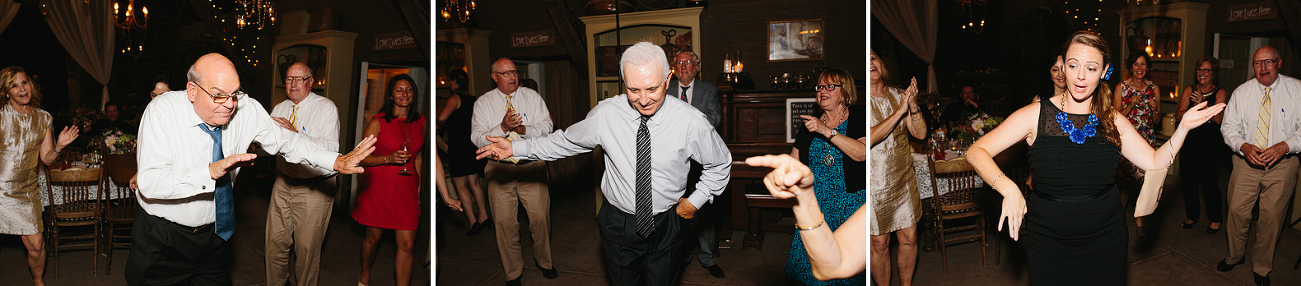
(635, 116), (653, 237)
(680, 86), (689, 101)
(199, 124), (235, 240)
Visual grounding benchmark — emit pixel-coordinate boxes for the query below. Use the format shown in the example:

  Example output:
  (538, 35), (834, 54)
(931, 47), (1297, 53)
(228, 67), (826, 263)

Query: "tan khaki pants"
(1225, 156), (1297, 276)
(265, 174), (335, 286)
(485, 160), (553, 280)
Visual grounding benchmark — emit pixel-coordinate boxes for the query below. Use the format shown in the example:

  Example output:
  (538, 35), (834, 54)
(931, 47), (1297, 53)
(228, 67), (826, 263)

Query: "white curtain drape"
(0, 1), (21, 35)
(43, 0), (114, 109)
(871, 0), (939, 93)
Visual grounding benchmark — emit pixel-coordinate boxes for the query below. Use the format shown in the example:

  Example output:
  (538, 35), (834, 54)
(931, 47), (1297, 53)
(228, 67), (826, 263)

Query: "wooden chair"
(44, 167), (104, 277)
(927, 156), (988, 274)
(100, 153), (137, 275)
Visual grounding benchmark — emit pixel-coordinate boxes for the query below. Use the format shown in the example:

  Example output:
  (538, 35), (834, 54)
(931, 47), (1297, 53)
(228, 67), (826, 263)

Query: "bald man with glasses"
(128, 53), (376, 285)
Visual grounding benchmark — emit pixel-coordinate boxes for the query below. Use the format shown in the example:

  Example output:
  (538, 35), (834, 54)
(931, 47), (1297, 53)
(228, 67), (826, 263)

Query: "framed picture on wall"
(786, 98), (818, 143)
(768, 19), (825, 62)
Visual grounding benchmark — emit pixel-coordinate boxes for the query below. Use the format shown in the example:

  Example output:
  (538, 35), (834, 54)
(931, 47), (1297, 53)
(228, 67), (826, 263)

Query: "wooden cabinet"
(721, 90), (816, 143)
(719, 90), (812, 248)
(1118, 3), (1210, 114)
(579, 7), (703, 107)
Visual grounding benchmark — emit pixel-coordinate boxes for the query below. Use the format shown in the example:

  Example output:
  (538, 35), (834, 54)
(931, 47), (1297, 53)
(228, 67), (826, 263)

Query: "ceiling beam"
(386, 0), (430, 59)
(543, 0), (588, 77)
(185, 0), (257, 79)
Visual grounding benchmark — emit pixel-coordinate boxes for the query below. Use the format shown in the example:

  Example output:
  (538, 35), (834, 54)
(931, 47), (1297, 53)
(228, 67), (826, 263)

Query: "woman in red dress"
(353, 74), (425, 286)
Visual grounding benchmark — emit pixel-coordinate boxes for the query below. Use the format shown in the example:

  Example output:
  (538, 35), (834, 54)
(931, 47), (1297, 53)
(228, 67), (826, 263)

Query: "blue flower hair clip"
(1102, 65), (1114, 81)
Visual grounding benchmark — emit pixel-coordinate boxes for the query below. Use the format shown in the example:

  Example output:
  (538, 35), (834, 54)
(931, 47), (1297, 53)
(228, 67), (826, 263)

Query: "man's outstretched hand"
(335, 135), (378, 174)
(210, 153), (258, 180)
(475, 136), (514, 161)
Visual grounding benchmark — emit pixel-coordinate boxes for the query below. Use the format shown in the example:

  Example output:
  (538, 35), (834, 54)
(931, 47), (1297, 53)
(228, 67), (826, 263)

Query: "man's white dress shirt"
(1222, 74), (1301, 155)
(270, 92), (340, 178)
(470, 87), (554, 157)
(513, 94), (731, 215)
(136, 91), (339, 227)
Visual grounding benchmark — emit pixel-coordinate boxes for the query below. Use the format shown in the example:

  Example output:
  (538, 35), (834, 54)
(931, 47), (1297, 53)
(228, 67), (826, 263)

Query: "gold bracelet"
(796, 220), (825, 231)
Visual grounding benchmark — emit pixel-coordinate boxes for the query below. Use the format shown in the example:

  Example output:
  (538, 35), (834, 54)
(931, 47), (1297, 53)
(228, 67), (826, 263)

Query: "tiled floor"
(437, 162), (1301, 286)
(0, 172), (432, 286)
(8, 162), (1301, 285)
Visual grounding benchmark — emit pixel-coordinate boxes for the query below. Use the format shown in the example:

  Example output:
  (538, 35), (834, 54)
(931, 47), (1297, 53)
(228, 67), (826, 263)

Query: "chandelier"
(956, 0), (988, 34)
(236, 0), (276, 30)
(441, 0), (475, 23)
(115, 0), (148, 57)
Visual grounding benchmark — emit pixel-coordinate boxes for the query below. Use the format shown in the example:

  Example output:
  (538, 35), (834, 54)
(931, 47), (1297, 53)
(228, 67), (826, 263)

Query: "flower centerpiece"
(66, 107), (99, 131)
(89, 129), (137, 155)
(949, 111), (1004, 142)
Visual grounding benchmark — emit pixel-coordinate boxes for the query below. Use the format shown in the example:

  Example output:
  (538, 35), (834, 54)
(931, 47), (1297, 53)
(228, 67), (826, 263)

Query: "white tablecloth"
(912, 152), (984, 199)
(38, 166), (127, 206)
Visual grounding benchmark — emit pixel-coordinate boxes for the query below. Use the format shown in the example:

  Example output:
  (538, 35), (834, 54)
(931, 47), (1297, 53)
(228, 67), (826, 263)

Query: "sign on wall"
(1226, 2), (1277, 22)
(510, 30), (557, 48)
(373, 31), (418, 51)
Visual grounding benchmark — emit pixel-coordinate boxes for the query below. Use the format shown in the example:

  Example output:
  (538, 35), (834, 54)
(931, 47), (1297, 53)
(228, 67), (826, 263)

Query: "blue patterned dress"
(785, 120), (868, 285)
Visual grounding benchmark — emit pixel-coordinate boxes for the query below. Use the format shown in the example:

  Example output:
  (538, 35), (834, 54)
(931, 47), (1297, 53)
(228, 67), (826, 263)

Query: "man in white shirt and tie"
(127, 53), (375, 285)
(264, 62), (341, 286)
(666, 50), (725, 278)
(1217, 46), (1301, 286)
(470, 58), (557, 286)
(476, 42), (731, 286)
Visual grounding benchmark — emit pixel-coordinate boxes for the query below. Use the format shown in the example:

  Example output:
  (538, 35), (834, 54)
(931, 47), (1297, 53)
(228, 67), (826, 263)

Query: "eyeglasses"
(674, 60), (697, 66)
(1253, 58), (1279, 67)
(815, 84), (842, 91)
(1196, 68), (1214, 73)
(494, 70), (519, 77)
(192, 82), (245, 103)
(284, 76), (311, 85)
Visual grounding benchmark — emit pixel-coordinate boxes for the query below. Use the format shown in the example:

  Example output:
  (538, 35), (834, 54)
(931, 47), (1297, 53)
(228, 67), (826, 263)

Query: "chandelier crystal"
(236, 0), (276, 30)
(442, 0), (475, 23)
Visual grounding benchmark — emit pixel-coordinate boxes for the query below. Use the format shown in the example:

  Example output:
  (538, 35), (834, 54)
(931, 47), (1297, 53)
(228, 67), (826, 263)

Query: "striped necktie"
(289, 104), (299, 129)
(504, 95), (521, 163)
(1256, 87), (1272, 148)
(635, 115), (653, 237)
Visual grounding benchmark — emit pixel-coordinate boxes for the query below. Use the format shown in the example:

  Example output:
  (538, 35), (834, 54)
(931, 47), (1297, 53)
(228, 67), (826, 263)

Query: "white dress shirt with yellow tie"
(1222, 74), (1301, 154)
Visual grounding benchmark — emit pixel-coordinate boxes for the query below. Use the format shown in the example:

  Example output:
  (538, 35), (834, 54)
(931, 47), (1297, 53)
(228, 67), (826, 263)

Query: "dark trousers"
(125, 212), (232, 286)
(1179, 142), (1223, 223)
(682, 160), (718, 267)
(597, 200), (688, 286)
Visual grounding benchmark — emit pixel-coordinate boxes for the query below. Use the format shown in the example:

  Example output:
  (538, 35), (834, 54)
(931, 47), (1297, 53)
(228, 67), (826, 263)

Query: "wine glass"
(398, 140), (411, 176)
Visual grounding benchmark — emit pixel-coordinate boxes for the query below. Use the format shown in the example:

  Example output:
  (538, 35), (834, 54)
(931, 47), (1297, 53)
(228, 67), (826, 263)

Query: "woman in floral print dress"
(1113, 52), (1160, 237)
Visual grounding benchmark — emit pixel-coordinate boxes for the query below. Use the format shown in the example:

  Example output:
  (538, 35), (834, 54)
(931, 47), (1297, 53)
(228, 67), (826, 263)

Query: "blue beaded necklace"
(1057, 96), (1099, 144)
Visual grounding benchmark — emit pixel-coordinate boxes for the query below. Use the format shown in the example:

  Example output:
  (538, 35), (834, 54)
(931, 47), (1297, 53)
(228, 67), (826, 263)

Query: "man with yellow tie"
(1218, 46), (1301, 286)
(266, 62), (341, 286)
(470, 57), (556, 286)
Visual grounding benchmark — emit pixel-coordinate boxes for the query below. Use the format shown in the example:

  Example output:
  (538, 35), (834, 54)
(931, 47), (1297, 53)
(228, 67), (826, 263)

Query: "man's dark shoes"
(537, 263), (558, 279)
(467, 222), (486, 236)
(1254, 272), (1269, 286)
(704, 264), (725, 278)
(506, 276), (521, 286)
(1217, 258), (1244, 272)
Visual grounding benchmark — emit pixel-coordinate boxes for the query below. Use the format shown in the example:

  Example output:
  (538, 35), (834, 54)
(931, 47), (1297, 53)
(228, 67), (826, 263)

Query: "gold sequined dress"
(869, 87), (921, 235)
(0, 104), (51, 235)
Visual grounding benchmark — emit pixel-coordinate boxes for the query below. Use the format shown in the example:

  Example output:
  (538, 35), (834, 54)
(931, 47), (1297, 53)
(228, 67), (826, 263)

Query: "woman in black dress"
(965, 31), (1225, 285)
(1176, 56), (1229, 234)
(436, 69), (490, 235)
